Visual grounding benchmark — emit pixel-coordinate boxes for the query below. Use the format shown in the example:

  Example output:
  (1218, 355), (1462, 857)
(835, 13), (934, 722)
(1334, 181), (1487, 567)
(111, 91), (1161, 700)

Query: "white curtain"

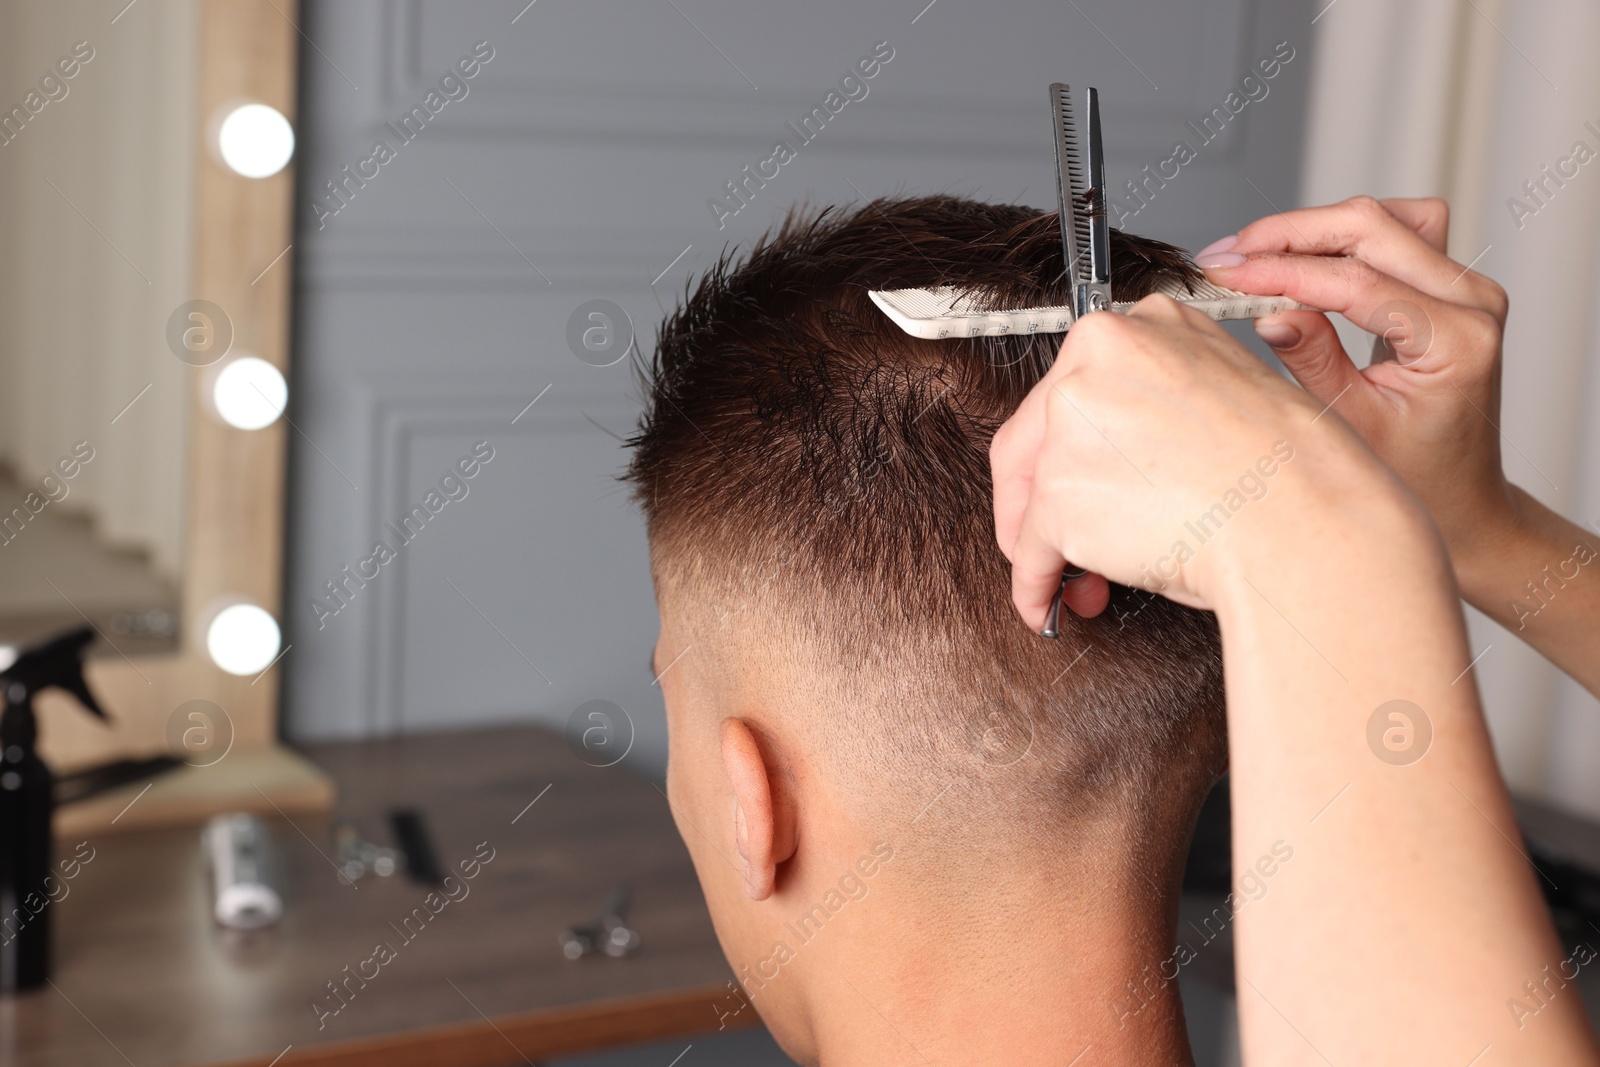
(1304, 0), (1600, 815)
(0, 0), (196, 579)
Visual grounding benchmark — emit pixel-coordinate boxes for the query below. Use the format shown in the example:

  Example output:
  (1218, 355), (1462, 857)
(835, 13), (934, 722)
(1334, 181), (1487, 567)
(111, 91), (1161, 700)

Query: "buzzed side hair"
(627, 195), (1225, 827)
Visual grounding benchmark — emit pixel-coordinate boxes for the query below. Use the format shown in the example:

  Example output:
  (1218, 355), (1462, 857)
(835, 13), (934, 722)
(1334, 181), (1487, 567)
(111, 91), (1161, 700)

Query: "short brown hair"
(628, 196), (1224, 826)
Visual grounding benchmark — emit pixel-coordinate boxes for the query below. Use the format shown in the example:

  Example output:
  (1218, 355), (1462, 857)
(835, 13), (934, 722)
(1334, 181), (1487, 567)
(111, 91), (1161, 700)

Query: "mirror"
(0, 0), (300, 789)
(0, 18), (196, 656)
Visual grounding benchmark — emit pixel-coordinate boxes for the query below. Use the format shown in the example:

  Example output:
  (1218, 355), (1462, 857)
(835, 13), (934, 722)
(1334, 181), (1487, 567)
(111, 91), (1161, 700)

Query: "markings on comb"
(867, 284), (1310, 339)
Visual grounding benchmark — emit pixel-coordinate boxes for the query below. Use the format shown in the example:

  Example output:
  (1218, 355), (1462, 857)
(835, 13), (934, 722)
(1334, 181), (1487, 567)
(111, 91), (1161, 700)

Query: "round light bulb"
(216, 103), (295, 179)
(206, 604), (281, 676)
(212, 357), (287, 430)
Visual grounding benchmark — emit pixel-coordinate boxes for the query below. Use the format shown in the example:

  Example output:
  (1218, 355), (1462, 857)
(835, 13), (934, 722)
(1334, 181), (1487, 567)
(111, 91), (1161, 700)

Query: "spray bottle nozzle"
(1, 626), (109, 722)
(0, 630), (111, 991)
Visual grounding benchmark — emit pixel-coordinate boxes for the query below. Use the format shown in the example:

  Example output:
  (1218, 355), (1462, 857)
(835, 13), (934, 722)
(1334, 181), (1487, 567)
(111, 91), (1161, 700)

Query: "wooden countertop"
(4, 725), (755, 1067)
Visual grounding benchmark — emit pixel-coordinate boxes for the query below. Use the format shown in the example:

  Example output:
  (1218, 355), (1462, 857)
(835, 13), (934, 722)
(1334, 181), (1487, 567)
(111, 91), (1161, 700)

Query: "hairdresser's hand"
(990, 293), (1410, 630)
(1198, 196), (1600, 695)
(995, 291), (1600, 1067)
(1194, 196), (1514, 568)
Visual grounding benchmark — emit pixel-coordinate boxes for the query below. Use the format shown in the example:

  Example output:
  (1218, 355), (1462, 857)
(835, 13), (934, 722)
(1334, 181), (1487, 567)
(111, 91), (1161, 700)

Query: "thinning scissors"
(1040, 83), (1108, 639)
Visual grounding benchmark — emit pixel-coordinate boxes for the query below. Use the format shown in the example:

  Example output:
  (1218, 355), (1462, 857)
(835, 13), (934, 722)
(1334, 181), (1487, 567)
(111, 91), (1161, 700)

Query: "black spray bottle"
(0, 627), (106, 991)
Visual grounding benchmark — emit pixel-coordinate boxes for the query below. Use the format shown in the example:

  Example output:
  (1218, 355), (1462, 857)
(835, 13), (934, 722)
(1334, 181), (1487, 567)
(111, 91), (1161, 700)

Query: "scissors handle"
(1039, 567), (1089, 639)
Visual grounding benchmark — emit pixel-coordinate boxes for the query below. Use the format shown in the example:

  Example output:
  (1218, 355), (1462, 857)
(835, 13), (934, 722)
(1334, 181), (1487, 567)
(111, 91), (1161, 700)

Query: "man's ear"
(720, 717), (797, 900)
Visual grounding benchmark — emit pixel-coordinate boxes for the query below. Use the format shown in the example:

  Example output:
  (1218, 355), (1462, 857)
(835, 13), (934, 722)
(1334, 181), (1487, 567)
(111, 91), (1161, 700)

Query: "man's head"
(628, 196), (1225, 1060)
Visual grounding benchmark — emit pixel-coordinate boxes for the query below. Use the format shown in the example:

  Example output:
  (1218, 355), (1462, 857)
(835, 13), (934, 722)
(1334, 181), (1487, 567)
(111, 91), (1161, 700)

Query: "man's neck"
(798, 853), (1196, 1066)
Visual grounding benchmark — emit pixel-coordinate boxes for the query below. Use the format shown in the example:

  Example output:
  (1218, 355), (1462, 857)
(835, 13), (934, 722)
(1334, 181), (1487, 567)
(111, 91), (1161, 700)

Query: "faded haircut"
(627, 195), (1225, 828)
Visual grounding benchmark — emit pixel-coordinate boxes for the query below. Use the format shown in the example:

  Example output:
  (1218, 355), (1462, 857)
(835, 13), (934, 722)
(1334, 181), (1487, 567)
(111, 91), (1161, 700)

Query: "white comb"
(867, 276), (1309, 339)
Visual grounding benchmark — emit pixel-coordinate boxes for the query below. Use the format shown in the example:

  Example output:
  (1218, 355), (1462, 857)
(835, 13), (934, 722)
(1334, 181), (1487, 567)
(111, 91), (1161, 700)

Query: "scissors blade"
(1050, 83), (1090, 319)
(1082, 86), (1112, 312)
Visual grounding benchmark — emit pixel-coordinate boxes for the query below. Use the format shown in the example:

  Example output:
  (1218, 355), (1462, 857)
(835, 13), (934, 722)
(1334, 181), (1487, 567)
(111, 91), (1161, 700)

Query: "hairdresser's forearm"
(1454, 484), (1600, 696)
(1214, 491), (1596, 1063)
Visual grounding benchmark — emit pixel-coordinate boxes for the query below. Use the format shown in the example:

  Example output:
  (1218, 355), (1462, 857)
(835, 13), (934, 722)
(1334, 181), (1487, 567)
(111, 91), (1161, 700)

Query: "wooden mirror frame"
(44, 0), (332, 833)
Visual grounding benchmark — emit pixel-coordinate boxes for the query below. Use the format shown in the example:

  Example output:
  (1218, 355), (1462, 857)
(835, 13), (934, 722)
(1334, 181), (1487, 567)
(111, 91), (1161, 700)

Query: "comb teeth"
(1050, 83), (1092, 281)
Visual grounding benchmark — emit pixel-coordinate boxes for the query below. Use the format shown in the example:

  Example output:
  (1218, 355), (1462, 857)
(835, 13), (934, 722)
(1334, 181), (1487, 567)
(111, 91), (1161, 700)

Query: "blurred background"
(0, 1), (1596, 1065)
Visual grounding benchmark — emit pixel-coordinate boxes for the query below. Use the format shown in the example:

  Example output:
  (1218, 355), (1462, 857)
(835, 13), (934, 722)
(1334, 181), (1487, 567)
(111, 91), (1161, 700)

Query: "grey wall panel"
(284, 0), (1314, 779)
